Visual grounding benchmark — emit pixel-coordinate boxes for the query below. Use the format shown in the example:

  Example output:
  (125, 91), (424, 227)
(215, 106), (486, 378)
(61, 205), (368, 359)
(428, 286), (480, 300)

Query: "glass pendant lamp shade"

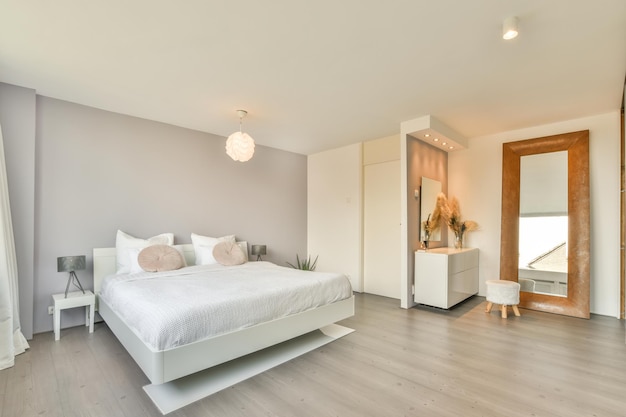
(226, 131), (255, 162)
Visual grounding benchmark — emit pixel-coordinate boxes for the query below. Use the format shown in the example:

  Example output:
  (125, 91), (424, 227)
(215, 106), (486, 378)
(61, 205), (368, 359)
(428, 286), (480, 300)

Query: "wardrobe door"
(363, 160), (401, 299)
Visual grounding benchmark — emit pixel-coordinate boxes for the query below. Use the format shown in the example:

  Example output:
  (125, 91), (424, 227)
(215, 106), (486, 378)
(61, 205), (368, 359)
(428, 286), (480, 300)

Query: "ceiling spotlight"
(226, 110), (255, 162)
(433, 138), (439, 142)
(449, 146), (454, 150)
(503, 16), (519, 40)
(442, 142), (447, 146)
(424, 133), (430, 138)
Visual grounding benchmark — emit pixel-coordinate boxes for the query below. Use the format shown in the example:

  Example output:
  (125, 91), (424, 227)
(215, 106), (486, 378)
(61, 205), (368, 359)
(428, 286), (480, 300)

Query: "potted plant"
(286, 254), (318, 271)
(438, 194), (478, 249)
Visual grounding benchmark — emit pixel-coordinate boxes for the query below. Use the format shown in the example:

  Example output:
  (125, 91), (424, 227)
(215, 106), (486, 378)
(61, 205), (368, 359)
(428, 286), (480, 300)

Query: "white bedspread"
(99, 262), (353, 351)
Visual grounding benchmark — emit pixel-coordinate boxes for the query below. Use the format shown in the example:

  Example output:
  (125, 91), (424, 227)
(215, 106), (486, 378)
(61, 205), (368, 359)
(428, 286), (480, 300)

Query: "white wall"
(449, 112), (621, 317)
(308, 143), (362, 291)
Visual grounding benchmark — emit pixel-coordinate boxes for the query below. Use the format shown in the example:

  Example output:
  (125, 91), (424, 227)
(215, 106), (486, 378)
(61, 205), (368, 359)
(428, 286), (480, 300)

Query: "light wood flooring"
(1, 294), (625, 417)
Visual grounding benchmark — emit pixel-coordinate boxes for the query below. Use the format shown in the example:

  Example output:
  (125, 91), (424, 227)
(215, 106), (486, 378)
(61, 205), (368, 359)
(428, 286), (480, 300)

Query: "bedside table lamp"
(251, 245), (267, 261)
(57, 255), (86, 298)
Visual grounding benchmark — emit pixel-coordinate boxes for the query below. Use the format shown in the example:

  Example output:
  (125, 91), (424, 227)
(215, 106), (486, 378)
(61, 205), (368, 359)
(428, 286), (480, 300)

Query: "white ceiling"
(1, 1), (625, 155)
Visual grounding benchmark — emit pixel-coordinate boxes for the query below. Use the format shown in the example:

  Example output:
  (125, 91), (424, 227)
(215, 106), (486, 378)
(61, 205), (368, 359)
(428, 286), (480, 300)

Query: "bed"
(93, 244), (355, 390)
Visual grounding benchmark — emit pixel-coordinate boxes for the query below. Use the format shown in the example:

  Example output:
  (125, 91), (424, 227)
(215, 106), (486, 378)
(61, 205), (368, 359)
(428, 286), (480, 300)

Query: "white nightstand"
(52, 290), (95, 341)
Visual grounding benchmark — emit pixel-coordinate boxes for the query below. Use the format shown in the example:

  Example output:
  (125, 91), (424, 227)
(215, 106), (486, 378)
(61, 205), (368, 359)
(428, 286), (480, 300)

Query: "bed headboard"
(93, 244), (196, 295)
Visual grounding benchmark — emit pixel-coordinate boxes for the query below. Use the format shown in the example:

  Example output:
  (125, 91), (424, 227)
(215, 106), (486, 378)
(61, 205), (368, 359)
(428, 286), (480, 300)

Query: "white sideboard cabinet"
(414, 247), (479, 309)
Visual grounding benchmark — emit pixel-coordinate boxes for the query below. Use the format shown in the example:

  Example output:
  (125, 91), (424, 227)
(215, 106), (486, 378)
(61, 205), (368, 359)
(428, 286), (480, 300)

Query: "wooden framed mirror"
(500, 130), (590, 318)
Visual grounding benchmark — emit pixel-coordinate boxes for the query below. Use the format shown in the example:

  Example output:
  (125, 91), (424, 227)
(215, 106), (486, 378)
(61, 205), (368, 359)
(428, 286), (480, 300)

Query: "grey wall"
(4, 88), (307, 335)
(0, 83), (36, 339)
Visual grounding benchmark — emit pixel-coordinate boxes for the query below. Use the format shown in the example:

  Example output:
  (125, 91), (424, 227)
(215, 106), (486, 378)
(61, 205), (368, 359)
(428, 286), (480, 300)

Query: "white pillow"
(172, 244), (189, 267)
(196, 245), (218, 265)
(236, 241), (249, 261)
(191, 233), (236, 265)
(127, 247), (143, 274)
(116, 230), (174, 274)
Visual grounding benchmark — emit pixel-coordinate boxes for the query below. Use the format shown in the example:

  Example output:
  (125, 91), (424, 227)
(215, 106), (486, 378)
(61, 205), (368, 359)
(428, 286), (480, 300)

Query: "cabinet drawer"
(448, 249), (478, 275)
(414, 248), (479, 309)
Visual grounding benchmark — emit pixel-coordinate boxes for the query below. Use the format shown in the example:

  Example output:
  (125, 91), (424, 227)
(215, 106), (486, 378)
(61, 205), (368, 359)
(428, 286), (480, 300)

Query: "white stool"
(485, 280), (521, 318)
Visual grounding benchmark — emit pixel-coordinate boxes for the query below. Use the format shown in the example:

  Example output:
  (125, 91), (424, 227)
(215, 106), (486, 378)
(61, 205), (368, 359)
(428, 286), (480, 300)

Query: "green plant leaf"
(286, 254), (318, 271)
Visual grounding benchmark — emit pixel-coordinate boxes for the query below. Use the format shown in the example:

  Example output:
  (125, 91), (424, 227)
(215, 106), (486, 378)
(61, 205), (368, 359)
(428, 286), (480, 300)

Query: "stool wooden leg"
(485, 302), (493, 313)
(512, 305), (521, 317)
(501, 305), (507, 318)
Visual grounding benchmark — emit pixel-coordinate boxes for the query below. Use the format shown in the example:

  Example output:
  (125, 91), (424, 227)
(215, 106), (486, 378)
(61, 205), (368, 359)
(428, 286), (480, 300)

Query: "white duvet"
(99, 261), (353, 351)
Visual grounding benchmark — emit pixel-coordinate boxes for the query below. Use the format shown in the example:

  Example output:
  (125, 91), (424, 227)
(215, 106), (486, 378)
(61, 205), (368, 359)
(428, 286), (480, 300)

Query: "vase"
(454, 232), (464, 249)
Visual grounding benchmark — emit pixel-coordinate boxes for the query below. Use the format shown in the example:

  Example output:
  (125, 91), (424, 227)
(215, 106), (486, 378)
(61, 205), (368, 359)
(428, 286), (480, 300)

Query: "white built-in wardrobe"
(308, 135), (401, 298)
(362, 136), (401, 298)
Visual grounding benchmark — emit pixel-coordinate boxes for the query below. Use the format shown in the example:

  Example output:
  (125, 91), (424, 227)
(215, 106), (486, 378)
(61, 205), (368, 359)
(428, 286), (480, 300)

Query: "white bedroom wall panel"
(362, 134), (400, 165)
(448, 112), (621, 317)
(307, 143), (362, 292)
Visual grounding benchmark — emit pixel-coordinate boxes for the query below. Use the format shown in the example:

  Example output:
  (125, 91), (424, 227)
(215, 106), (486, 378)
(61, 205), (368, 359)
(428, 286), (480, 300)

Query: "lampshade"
(502, 16), (519, 40)
(226, 131), (255, 162)
(226, 110), (255, 162)
(250, 245), (267, 256)
(57, 256), (86, 273)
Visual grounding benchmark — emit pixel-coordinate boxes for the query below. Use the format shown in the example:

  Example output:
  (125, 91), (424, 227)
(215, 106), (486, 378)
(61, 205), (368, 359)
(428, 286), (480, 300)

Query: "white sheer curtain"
(0, 122), (29, 370)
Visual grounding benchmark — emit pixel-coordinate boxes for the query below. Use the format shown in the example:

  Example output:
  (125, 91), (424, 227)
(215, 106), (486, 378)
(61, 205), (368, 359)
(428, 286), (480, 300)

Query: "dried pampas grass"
(437, 194), (478, 235)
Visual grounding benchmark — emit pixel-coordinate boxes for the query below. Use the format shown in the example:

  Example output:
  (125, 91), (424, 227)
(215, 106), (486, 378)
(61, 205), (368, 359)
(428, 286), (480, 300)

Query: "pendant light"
(226, 110), (255, 162)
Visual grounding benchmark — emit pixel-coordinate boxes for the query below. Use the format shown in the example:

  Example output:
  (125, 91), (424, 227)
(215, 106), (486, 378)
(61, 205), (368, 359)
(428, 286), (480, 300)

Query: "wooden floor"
(1, 293), (625, 417)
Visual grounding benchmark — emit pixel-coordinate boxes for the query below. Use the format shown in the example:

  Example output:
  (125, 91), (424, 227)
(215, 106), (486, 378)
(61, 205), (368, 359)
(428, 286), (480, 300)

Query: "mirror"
(420, 177), (442, 243)
(500, 130), (590, 318)
(519, 151), (568, 296)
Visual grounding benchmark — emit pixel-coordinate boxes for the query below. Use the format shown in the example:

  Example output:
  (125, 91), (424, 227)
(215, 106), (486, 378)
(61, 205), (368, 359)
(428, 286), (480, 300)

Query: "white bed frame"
(93, 245), (355, 385)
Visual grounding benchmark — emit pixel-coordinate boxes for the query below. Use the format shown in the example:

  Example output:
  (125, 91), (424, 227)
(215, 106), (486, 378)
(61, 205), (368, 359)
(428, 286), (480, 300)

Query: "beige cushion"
(212, 241), (246, 266)
(191, 233), (236, 265)
(138, 245), (184, 272)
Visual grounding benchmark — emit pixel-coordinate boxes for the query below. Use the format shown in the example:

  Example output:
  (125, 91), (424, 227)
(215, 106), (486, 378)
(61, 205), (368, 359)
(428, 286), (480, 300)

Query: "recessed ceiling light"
(442, 142), (447, 146)
(503, 16), (519, 40)
(424, 133), (430, 138)
(433, 138), (439, 142)
(449, 146), (454, 150)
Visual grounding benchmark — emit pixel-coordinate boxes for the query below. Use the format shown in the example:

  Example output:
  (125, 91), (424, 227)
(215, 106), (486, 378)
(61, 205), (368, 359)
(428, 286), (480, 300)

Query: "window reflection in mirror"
(518, 151), (568, 297)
